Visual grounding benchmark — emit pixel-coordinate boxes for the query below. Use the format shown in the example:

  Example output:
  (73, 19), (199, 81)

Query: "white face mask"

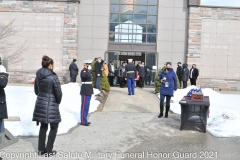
(88, 65), (92, 70)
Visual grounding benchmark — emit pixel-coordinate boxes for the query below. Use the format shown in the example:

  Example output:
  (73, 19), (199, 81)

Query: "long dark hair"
(42, 55), (53, 68)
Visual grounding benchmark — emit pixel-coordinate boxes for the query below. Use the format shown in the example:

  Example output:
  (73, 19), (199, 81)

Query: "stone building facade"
(188, 6), (240, 91)
(0, 1), (78, 83)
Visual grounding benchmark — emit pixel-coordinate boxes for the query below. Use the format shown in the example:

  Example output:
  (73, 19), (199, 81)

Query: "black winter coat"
(0, 73), (9, 119)
(69, 62), (79, 76)
(181, 63), (189, 82)
(138, 66), (147, 78)
(33, 68), (62, 124)
(95, 61), (102, 77)
(189, 68), (199, 79)
(176, 66), (183, 80)
(80, 69), (94, 95)
(118, 65), (126, 77)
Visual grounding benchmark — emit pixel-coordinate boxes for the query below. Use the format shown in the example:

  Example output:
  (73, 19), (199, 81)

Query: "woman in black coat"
(181, 63), (189, 89)
(0, 71), (9, 132)
(33, 55), (62, 156)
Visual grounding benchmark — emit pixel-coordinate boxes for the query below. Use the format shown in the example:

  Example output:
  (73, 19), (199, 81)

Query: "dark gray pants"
(38, 123), (59, 153)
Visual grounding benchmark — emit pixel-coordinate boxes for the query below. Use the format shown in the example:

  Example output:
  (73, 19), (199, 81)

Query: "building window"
(109, 0), (158, 44)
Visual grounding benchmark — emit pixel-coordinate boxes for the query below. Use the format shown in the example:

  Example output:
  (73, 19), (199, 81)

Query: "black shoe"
(132, 94), (134, 95)
(165, 113), (168, 118)
(128, 94), (131, 95)
(158, 113), (163, 118)
(87, 122), (91, 124)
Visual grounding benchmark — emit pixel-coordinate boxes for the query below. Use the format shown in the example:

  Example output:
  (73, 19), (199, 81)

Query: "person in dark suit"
(125, 59), (137, 95)
(181, 63), (189, 89)
(118, 62), (126, 88)
(33, 55), (62, 156)
(95, 57), (102, 90)
(176, 62), (183, 88)
(138, 62), (147, 88)
(189, 64), (199, 86)
(80, 60), (94, 126)
(69, 59), (79, 83)
(108, 61), (115, 86)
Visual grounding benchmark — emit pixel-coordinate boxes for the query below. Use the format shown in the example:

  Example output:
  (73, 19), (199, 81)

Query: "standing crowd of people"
(0, 55), (200, 157)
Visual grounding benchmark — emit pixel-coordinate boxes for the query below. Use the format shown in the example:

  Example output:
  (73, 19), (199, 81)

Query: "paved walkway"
(1, 87), (240, 160)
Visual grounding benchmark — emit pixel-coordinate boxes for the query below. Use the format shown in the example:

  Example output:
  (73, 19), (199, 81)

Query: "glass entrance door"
(105, 51), (158, 87)
(145, 53), (158, 86)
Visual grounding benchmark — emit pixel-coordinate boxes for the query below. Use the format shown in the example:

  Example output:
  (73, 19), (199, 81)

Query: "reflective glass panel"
(115, 23), (133, 33)
(111, 0), (120, 4)
(148, 6), (157, 15)
(109, 23), (119, 32)
(120, 5), (133, 14)
(120, 14), (133, 23)
(132, 34), (146, 43)
(117, 33), (133, 42)
(110, 14), (119, 22)
(109, 33), (117, 42)
(147, 34), (156, 43)
(134, 6), (147, 14)
(148, 0), (158, 5)
(147, 16), (157, 24)
(120, 0), (134, 4)
(134, 0), (147, 5)
(134, 15), (146, 24)
(138, 24), (146, 33)
(110, 5), (120, 13)
(147, 25), (156, 33)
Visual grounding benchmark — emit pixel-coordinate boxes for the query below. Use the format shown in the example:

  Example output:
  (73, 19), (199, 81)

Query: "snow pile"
(4, 83), (100, 136)
(158, 86), (240, 137)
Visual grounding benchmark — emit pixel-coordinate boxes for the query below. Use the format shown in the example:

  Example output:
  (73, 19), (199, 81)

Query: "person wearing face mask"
(108, 61), (115, 86)
(33, 55), (62, 156)
(80, 60), (93, 126)
(158, 62), (177, 118)
(138, 62), (147, 88)
(181, 63), (189, 88)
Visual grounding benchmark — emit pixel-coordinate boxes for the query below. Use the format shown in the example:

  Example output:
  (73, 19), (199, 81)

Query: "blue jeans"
(127, 78), (135, 95)
(80, 95), (92, 124)
(96, 76), (101, 90)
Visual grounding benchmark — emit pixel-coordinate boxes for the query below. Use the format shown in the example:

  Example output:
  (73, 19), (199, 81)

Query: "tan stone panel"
(78, 38), (93, 50)
(94, 0), (109, 5)
(157, 30), (173, 41)
(92, 27), (108, 39)
(92, 39), (108, 50)
(157, 41), (173, 53)
(78, 26), (93, 38)
(93, 5), (109, 16)
(81, 0), (94, 4)
(93, 16), (108, 28)
(79, 16), (94, 27)
(79, 4), (94, 16)
(92, 50), (105, 60)
(78, 49), (92, 60)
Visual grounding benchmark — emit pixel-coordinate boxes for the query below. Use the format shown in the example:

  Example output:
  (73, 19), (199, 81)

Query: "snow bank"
(4, 83), (100, 136)
(158, 86), (240, 137)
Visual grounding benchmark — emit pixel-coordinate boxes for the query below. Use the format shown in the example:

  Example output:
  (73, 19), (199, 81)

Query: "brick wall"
(0, 1), (78, 84)
(188, 7), (240, 91)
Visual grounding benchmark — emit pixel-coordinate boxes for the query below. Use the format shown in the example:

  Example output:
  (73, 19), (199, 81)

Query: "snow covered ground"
(157, 86), (240, 138)
(4, 83), (100, 136)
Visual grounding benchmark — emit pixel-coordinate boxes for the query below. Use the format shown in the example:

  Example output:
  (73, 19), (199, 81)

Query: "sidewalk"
(1, 87), (239, 160)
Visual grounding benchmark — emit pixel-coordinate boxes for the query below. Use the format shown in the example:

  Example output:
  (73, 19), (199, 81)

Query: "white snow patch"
(4, 83), (100, 136)
(157, 86), (240, 137)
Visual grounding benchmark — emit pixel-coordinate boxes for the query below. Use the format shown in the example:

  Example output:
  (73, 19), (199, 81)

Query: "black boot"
(158, 104), (164, 118)
(165, 106), (170, 118)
